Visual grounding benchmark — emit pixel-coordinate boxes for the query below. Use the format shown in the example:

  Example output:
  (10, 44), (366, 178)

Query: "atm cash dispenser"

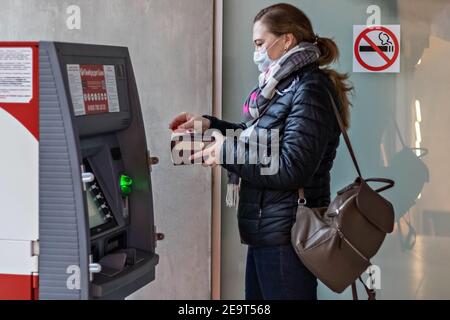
(0, 42), (160, 300)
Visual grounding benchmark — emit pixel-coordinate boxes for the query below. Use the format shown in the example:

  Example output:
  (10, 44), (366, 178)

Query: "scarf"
(226, 42), (321, 208)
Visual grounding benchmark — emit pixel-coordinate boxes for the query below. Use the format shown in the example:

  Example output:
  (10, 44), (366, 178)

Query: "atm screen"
(84, 162), (118, 235)
(87, 185), (109, 228)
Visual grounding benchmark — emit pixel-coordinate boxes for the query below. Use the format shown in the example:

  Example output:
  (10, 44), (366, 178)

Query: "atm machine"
(0, 42), (160, 300)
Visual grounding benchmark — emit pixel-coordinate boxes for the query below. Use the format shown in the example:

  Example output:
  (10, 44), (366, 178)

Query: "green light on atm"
(120, 175), (133, 196)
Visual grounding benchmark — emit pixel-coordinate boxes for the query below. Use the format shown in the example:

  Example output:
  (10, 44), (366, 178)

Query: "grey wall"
(222, 0), (450, 300)
(0, 0), (213, 299)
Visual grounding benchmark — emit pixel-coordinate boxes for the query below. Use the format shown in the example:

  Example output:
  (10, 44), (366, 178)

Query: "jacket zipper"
(258, 190), (265, 230)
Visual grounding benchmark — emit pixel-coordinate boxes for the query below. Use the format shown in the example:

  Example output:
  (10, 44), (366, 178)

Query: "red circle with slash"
(354, 26), (399, 72)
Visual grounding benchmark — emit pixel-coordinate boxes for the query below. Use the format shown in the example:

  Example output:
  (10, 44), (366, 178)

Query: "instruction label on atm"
(0, 47), (33, 103)
(67, 64), (120, 116)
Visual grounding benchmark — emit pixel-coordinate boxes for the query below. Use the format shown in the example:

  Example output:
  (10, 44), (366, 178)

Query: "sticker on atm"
(67, 64), (120, 116)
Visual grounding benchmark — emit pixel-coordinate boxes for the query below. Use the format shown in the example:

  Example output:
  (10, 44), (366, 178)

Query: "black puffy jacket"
(206, 62), (342, 246)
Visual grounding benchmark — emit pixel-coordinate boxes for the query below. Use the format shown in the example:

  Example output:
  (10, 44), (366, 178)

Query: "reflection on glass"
(221, 0), (450, 300)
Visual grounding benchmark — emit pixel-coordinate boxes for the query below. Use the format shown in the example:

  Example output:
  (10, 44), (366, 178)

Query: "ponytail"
(316, 36), (353, 130)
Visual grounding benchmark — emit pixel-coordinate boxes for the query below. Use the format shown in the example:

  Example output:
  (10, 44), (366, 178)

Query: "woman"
(169, 3), (352, 300)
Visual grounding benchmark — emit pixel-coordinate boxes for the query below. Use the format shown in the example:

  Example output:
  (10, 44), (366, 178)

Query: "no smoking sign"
(353, 25), (400, 73)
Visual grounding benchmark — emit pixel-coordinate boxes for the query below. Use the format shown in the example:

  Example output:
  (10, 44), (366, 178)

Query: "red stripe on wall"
(0, 274), (38, 300)
(32, 274), (39, 300)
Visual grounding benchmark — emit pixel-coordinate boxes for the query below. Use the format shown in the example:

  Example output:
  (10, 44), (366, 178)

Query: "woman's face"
(253, 21), (295, 60)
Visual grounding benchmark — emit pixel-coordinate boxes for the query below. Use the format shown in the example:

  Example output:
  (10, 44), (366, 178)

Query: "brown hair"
(254, 3), (353, 129)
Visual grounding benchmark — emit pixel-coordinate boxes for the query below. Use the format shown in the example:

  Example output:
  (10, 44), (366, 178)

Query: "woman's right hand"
(169, 112), (211, 133)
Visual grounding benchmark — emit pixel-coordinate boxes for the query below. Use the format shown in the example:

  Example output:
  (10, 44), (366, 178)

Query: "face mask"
(253, 37), (281, 72)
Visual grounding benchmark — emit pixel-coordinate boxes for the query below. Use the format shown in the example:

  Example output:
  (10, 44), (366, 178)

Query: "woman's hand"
(189, 131), (225, 168)
(169, 112), (210, 133)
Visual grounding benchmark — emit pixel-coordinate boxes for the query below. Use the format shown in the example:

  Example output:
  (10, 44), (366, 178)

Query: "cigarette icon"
(359, 45), (395, 52)
(359, 32), (395, 53)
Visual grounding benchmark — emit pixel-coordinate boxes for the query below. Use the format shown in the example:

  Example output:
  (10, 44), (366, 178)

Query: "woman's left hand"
(189, 131), (225, 168)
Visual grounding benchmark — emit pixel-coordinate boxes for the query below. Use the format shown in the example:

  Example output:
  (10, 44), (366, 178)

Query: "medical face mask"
(253, 37), (281, 72)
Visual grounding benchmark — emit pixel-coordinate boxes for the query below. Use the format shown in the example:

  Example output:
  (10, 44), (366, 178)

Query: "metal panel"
(38, 42), (89, 300)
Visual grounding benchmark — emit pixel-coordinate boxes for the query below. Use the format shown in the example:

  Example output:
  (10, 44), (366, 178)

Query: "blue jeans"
(245, 244), (318, 300)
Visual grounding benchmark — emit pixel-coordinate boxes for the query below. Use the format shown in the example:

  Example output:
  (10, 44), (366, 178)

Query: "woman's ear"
(284, 33), (296, 52)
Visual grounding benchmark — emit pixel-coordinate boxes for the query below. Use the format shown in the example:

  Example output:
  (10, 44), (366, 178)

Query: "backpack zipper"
(336, 226), (370, 262)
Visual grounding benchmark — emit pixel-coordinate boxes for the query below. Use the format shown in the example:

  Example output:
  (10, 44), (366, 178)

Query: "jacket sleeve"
(221, 83), (335, 190)
(203, 115), (247, 136)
